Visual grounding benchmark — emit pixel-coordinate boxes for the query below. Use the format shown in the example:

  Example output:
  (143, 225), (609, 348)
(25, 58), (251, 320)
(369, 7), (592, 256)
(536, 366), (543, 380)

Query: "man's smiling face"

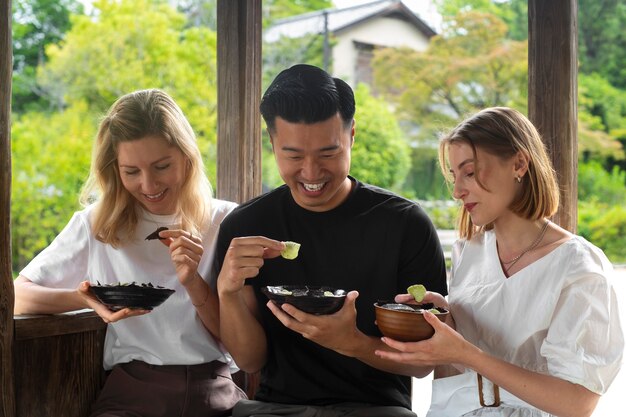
(270, 113), (355, 212)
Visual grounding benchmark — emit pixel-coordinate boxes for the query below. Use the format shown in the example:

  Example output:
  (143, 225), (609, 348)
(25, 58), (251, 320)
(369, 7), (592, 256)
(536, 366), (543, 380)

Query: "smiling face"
(271, 113), (354, 212)
(448, 141), (523, 227)
(117, 135), (188, 215)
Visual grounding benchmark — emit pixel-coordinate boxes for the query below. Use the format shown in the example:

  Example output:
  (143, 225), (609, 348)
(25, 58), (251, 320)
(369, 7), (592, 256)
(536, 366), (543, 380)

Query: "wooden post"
(0, 0), (15, 415)
(528, 0), (578, 232)
(216, 0), (263, 203)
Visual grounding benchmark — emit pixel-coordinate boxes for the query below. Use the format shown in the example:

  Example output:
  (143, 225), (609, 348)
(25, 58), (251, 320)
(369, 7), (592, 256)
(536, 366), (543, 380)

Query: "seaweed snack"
(281, 241), (301, 260)
(145, 226), (169, 240)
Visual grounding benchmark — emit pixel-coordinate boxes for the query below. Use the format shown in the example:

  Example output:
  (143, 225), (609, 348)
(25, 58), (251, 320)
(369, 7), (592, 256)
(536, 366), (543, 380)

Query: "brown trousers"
(90, 360), (247, 417)
(232, 400), (418, 417)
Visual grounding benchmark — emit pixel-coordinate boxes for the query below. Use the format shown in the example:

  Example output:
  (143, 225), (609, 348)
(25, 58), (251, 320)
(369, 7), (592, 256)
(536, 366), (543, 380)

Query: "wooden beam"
(528, 0), (578, 232)
(216, 0), (263, 203)
(0, 0), (15, 414)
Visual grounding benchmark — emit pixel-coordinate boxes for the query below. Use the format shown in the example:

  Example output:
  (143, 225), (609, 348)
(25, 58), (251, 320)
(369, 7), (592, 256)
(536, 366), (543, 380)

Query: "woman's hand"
(78, 281), (150, 323)
(158, 229), (204, 286)
(394, 290), (449, 310)
(375, 310), (473, 367)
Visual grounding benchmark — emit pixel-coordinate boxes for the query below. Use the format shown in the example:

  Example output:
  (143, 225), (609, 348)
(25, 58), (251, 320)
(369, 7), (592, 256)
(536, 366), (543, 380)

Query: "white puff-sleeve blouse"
(429, 231), (624, 417)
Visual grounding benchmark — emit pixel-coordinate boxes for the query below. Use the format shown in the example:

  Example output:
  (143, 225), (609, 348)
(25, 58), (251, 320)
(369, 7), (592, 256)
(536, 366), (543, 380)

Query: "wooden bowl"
(374, 302), (449, 342)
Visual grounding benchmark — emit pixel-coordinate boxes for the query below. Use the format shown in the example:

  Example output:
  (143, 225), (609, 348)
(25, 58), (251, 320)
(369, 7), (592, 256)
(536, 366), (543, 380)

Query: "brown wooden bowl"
(374, 302), (449, 342)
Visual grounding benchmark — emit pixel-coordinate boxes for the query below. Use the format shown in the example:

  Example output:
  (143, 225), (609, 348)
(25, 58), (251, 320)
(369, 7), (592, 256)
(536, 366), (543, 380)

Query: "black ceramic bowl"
(90, 282), (175, 311)
(262, 285), (346, 315)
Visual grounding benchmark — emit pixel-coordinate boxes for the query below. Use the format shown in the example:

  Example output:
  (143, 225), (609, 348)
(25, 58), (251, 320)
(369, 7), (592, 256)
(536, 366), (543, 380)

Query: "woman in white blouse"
(375, 107), (623, 417)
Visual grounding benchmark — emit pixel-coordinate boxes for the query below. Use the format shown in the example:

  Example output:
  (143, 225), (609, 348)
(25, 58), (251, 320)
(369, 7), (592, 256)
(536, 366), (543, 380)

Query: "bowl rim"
(374, 301), (449, 315)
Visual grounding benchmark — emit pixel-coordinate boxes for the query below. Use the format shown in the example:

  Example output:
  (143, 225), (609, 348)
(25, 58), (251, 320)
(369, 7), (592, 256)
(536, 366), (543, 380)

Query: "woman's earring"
(515, 176), (522, 183)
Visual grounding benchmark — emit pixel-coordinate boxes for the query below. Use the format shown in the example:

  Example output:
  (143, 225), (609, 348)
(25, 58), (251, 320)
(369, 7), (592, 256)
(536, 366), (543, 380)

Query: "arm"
(14, 276), (150, 322)
(377, 312), (600, 417)
(14, 275), (87, 314)
(217, 236), (285, 373)
(268, 291), (434, 378)
(159, 228), (220, 337)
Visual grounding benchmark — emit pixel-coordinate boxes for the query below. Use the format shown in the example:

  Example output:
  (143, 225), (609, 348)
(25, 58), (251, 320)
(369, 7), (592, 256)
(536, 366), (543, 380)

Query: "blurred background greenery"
(10, 0), (626, 275)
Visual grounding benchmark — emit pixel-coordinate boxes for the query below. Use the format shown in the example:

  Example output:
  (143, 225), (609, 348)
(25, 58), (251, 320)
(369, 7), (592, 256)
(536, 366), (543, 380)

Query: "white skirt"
(427, 372), (552, 417)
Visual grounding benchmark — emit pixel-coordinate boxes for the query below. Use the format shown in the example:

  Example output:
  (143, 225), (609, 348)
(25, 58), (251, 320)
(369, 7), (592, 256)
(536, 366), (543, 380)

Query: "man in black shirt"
(216, 64), (447, 417)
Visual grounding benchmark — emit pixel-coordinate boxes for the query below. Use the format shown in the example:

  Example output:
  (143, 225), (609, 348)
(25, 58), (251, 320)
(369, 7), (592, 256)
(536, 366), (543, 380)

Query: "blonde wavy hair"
(80, 89), (213, 247)
(438, 107), (559, 240)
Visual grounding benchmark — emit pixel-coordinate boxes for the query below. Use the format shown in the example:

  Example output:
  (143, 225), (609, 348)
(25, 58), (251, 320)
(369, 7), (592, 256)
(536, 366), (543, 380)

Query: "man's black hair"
(260, 64), (356, 133)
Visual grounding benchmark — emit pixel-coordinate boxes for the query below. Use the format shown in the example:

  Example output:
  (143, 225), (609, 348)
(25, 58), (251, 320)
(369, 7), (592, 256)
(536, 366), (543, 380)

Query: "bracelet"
(192, 288), (210, 307)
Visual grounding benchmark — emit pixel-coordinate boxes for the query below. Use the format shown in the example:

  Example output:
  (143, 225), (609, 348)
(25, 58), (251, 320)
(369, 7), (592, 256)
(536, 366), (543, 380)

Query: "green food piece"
(428, 308), (440, 314)
(323, 291), (334, 297)
(407, 284), (427, 303)
(281, 241), (301, 260)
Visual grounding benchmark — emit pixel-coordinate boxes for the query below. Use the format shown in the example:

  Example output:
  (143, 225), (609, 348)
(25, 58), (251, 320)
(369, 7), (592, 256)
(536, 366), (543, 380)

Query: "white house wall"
(332, 16), (431, 86)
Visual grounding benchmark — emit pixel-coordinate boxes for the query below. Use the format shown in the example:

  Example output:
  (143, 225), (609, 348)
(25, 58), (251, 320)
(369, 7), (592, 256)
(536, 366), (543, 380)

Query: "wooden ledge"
(14, 309), (106, 341)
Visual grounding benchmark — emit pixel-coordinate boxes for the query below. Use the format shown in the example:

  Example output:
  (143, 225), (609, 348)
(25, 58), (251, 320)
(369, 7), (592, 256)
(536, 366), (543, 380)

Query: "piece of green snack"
(281, 241), (301, 260)
(407, 284), (427, 303)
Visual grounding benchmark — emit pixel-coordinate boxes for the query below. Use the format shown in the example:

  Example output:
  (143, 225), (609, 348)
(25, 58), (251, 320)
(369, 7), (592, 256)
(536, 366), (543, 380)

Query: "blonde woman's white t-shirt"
(21, 199), (237, 370)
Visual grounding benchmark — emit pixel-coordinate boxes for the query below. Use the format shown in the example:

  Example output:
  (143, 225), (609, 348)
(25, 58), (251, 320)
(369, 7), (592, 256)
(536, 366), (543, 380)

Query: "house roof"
(263, 0), (437, 43)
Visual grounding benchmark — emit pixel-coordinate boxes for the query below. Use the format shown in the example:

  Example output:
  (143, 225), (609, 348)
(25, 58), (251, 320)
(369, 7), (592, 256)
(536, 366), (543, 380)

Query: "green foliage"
(12, 0), (83, 112)
(372, 11), (527, 140)
(578, 201), (626, 264)
(402, 146), (449, 200)
(578, 0), (626, 89)
(578, 73), (626, 162)
(418, 200), (458, 230)
(577, 160), (626, 263)
(263, 0), (333, 26)
(263, 34), (329, 91)
(38, 0), (219, 177)
(11, 102), (96, 271)
(349, 84), (411, 192)
(578, 160), (626, 206)
(11, 0), (220, 272)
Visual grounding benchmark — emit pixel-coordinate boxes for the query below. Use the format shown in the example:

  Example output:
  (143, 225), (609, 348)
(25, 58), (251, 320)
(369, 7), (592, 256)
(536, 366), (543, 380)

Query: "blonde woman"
(14, 89), (245, 416)
(376, 107), (623, 417)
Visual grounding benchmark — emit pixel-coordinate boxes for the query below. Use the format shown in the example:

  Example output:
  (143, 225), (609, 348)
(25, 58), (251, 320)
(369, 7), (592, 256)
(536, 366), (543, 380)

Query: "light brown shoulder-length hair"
(80, 89), (212, 247)
(438, 107), (559, 240)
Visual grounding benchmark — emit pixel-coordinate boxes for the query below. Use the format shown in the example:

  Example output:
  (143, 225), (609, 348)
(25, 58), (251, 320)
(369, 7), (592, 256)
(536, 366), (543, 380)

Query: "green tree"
(11, 0), (220, 271)
(11, 102), (95, 271)
(578, 0), (626, 89)
(12, 0), (83, 113)
(373, 11), (527, 141)
(263, 0), (332, 26)
(38, 0), (218, 175)
(350, 84), (411, 192)
(578, 73), (626, 163)
(262, 0), (333, 89)
(371, 11), (526, 198)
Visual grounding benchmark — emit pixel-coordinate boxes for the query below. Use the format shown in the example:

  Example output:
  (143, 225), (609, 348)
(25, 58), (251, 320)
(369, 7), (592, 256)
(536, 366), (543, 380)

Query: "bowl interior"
(374, 301), (448, 342)
(262, 285), (346, 315)
(91, 283), (175, 311)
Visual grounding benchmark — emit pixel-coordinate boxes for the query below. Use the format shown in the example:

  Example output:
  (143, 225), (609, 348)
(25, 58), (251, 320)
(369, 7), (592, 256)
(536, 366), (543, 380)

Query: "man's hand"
(217, 236), (284, 296)
(266, 290), (364, 356)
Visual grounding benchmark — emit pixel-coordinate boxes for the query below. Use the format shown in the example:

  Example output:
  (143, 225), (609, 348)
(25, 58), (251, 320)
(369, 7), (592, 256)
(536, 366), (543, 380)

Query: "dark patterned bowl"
(374, 301), (449, 341)
(90, 282), (175, 311)
(262, 285), (346, 315)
